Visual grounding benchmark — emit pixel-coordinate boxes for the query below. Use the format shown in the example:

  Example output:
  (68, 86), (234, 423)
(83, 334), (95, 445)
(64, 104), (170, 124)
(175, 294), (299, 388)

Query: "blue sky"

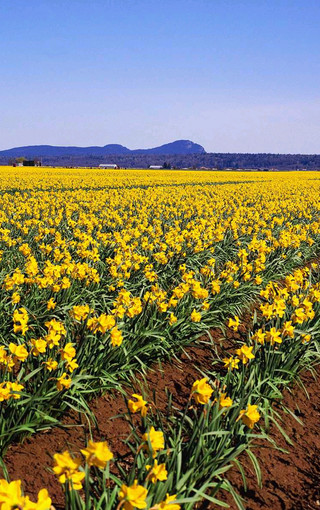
(1, 0), (320, 153)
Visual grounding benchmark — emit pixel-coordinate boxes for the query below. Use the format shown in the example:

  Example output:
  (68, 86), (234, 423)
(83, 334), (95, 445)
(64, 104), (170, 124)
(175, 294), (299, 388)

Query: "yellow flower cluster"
(0, 479), (51, 509)
(254, 266), (318, 345)
(53, 440), (114, 490)
(51, 406), (180, 510)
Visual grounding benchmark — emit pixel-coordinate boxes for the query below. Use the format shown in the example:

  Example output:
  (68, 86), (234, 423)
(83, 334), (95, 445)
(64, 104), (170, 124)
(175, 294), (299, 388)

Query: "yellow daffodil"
(235, 345), (255, 364)
(9, 343), (28, 362)
(56, 372), (72, 391)
(190, 309), (201, 322)
(223, 356), (240, 371)
(44, 359), (58, 371)
(118, 480), (148, 510)
(228, 316), (240, 331)
(128, 394), (148, 417)
(53, 451), (84, 490)
(142, 427), (164, 457)
(110, 326), (123, 347)
(191, 377), (213, 405)
(81, 440), (113, 469)
(238, 404), (260, 429)
(146, 460), (168, 483)
(219, 392), (233, 409)
(156, 494), (181, 510)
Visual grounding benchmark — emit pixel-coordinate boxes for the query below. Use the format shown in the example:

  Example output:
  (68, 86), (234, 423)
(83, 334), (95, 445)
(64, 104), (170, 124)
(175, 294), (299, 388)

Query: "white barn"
(149, 165), (163, 170)
(99, 164), (118, 169)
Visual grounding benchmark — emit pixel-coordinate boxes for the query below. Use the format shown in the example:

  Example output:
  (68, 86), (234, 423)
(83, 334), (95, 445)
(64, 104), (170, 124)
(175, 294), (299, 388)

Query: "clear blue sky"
(1, 0), (320, 153)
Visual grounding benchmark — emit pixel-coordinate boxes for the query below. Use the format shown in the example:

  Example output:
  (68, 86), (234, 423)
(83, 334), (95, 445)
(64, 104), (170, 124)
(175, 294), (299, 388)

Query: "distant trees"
(1, 153), (320, 170)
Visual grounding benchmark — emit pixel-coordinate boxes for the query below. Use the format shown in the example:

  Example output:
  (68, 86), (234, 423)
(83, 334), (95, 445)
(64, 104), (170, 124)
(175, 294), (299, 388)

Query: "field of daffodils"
(0, 167), (320, 509)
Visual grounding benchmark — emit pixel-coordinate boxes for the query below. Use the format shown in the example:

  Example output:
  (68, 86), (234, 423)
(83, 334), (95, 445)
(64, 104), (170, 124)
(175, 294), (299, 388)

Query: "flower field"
(1, 167), (320, 509)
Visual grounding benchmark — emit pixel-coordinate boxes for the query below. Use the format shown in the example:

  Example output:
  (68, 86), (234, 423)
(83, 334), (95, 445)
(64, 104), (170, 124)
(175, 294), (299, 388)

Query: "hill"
(0, 140), (205, 158)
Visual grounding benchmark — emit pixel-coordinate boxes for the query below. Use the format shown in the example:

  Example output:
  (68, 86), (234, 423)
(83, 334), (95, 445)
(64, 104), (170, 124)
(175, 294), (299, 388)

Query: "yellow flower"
(45, 331), (60, 349)
(11, 292), (21, 304)
(260, 303), (274, 320)
(0, 346), (7, 364)
(53, 451), (84, 490)
(9, 343), (28, 362)
(45, 319), (66, 348)
(118, 480), (148, 510)
(238, 404), (260, 429)
(301, 333), (311, 344)
(265, 327), (282, 345)
(251, 329), (265, 345)
(24, 488), (52, 510)
(219, 392), (233, 409)
(60, 342), (76, 361)
(31, 338), (47, 356)
(146, 460), (168, 483)
(292, 307), (307, 324)
(302, 298), (313, 313)
(56, 372), (72, 391)
(291, 295), (300, 307)
(70, 304), (90, 321)
(47, 298), (56, 311)
(235, 345), (255, 365)
(211, 280), (221, 294)
(81, 440), (113, 469)
(45, 319), (66, 336)
(44, 359), (58, 371)
(169, 313), (177, 325)
(128, 394), (148, 417)
(13, 307), (29, 335)
(202, 300), (210, 311)
(223, 356), (240, 371)
(65, 358), (79, 373)
(228, 316), (240, 331)
(191, 377), (213, 405)
(0, 479), (25, 508)
(157, 494), (181, 510)
(96, 313), (116, 334)
(0, 383), (11, 402)
(110, 326), (123, 347)
(9, 382), (24, 400)
(281, 321), (295, 338)
(273, 297), (286, 318)
(13, 319), (29, 335)
(142, 427), (164, 457)
(190, 309), (201, 322)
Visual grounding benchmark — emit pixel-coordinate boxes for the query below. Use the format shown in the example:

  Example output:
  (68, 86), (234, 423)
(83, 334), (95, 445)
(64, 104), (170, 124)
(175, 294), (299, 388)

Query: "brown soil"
(215, 366), (320, 510)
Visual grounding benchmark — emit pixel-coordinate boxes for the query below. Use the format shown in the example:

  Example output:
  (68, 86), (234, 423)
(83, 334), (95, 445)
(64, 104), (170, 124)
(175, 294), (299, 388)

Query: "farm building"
(99, 164), (119, 169)
(149, 165), (163, 170)
(23, 160), (36, 166)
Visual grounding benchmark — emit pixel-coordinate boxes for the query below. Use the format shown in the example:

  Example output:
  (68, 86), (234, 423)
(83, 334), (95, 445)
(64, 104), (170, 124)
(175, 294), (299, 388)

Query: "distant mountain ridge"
(0, 140), (206, 158)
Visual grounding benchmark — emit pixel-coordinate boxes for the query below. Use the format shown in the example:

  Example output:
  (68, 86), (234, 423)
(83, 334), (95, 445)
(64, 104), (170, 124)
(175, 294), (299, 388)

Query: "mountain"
(0, 144), (130, 158)
(0, 140), (206, 158)
(132, 140), (205, 155)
